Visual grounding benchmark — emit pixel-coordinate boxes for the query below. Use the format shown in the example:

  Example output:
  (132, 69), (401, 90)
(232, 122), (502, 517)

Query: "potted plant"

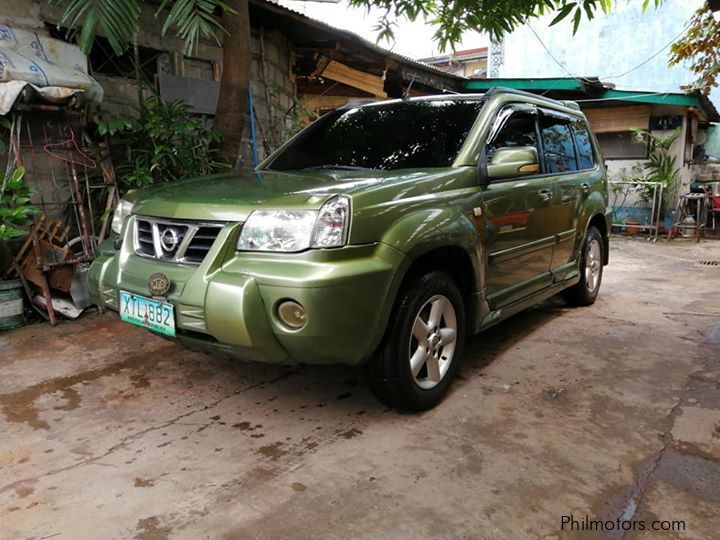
(610, 164), (645, 235)
(0, 166), (38, 330)
(631, 128), (681, 232)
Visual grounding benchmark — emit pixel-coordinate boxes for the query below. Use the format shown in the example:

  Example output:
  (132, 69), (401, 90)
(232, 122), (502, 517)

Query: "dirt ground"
(1, 236), (719, 540)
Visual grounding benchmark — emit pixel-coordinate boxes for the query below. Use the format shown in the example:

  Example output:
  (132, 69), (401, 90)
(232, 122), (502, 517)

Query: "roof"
(456, 47), (489, 57)
(466, 77), (604, 92)
(465, 77), (720, 123)
(253, 0), (465, 90)
(419, 47), (489, 65)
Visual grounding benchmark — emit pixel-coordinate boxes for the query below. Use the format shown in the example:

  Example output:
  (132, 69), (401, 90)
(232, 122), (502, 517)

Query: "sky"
(276, 0), (490, 59)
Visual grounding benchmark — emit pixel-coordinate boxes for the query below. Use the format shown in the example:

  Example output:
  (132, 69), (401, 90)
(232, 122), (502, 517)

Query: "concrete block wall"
(1, 1), (298, 169)
(239, 28), (296, 166)
(0, 2), (81, 221)
(0, 0), (44, 29)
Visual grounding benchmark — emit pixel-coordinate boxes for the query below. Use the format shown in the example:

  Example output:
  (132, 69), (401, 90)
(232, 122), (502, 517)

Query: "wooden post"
(30, 224), (56, 325)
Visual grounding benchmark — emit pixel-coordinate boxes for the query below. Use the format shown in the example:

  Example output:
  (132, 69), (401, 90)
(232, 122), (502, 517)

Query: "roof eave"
(254, 0), (467, 88)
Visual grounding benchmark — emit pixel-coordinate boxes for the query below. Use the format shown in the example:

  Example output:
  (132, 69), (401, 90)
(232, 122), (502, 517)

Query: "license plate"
(119, 291), (175, 337)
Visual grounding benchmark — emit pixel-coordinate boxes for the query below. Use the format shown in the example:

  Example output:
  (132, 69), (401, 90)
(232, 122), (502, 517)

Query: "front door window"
(482, 106), (555, 308)
(539, 116), (578, 173)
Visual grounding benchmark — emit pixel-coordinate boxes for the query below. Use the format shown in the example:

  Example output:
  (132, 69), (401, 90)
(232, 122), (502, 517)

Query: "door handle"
(538, 189), (553, 202)
(580, 182), (591, 194)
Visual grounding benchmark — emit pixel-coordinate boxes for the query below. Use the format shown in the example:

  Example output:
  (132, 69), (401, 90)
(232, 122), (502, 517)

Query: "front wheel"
(562, 225), (604, 306)
(367, 271), (465, 411)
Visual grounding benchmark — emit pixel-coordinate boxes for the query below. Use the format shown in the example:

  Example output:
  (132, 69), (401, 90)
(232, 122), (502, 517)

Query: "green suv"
(89, 88), (611, 411)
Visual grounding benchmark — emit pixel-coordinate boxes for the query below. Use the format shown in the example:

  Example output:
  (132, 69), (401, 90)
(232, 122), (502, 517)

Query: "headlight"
(237, 210), (318, 252)
(111, 199), (133, 235)
(237, 196), (351, 252)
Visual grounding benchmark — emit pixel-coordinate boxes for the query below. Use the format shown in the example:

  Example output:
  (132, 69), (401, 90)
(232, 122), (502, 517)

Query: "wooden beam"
(301, 94), (381, 113)
(301, 94), (352, 111)
(319, 59), (387, 98)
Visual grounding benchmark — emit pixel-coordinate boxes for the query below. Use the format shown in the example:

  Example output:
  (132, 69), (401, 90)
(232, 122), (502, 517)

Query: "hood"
(128, 168), (440, 221)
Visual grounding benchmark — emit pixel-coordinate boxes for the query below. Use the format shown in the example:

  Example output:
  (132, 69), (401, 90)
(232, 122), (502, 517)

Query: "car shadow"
(460, 295), (569, 375)
(242, 294), (573, 414)
(93, 293), (574, 419)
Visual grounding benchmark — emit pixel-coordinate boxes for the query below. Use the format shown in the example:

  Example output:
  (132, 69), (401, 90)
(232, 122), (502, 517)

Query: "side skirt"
(475, 274), (581, 334)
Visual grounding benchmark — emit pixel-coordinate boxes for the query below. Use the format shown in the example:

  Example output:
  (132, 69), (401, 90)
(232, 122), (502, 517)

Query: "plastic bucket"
(0, 279), (24, 330)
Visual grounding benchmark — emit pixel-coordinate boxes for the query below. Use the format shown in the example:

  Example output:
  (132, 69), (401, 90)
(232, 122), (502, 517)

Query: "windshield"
(264, 99), (485, 171)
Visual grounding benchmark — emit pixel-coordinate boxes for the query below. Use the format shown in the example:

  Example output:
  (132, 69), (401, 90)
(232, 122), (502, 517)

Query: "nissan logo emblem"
(160, 228), (179, 252)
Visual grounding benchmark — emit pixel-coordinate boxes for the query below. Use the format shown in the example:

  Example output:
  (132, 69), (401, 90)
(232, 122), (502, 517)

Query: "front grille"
(136, 219), (154, 257)
(184, 226), (222, 264)
(134, 217), (224, 265)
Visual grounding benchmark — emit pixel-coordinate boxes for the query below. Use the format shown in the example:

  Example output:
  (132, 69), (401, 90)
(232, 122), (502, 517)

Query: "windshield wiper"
(302, 164), (372, 171)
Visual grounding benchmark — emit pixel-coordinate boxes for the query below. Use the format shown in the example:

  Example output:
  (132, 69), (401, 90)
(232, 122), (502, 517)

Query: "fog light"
(277, 300), (307, 329)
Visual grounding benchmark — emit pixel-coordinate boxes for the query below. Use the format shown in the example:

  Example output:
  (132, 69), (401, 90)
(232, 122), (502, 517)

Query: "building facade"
(489, 0), (718, 109)
(1, 0), (462, 167)
(418, 48), (488, 79)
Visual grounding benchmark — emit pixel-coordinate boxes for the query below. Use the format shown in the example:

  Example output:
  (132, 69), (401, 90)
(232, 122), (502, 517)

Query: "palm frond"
(157, 0), (235, 56)
(54, 0), (140, 55)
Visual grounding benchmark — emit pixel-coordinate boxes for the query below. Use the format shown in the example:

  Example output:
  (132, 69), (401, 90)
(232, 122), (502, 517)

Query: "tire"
(562, 225), (604, 306)
(367, 271), (465, 411)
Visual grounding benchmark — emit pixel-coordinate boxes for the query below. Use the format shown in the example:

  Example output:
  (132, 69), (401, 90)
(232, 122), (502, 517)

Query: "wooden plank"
(28, 226), (56, 325)
(47, 221), (61, 244)
(320, 59), (387, 98)
(584, 105), (651, 134)
(2, 214), (44, 278)
(98, 185), (117, 242)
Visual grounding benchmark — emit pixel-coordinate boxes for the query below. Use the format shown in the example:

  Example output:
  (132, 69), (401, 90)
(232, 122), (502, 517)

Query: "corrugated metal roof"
(466, 77), (720, 122)
(257, 0), (467, 83)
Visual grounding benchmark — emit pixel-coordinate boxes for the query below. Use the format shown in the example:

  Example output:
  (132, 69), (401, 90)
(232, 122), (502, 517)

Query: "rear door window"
(572, 120), (595, 170)
(540, 116), (578, 173)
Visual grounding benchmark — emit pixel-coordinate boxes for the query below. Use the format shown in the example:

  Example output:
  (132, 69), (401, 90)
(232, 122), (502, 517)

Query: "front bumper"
(89, 216), (408, 365)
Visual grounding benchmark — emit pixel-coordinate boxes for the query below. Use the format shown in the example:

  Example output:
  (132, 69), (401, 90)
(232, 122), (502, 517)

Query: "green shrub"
(98, 97), (228, 192)
(0, 167), (39, 240)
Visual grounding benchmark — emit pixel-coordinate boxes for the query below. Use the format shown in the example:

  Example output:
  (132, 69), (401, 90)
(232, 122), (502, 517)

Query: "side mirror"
(486, 147), (540, 180)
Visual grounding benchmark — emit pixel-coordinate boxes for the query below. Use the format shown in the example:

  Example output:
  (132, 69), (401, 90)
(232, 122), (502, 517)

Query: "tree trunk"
(215, 0), (252, 167)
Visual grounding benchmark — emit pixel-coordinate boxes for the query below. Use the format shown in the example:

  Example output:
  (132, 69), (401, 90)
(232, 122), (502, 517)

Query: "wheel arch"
(586, 212), (610, 265)
(394, 245), (479, 336)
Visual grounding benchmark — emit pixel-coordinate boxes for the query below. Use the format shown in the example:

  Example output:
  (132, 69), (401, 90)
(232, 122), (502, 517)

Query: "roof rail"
(337, 98), (380, 109)
(483, 87), (581, 110)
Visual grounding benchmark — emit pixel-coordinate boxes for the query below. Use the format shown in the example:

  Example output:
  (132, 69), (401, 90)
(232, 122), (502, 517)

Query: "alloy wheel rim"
(585, 239), (602, 293)
(408, 295), (457, 390)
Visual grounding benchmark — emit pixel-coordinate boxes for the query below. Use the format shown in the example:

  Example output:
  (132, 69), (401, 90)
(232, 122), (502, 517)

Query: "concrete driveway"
(1, 237), (719, 539)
